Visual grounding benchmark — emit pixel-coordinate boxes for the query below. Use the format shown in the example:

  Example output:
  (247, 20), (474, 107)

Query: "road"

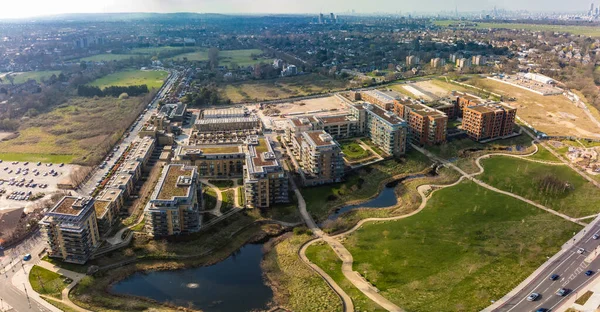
(0, 232), (55, 312)
(78, 70), (179, 196)
(494, 221), (600, 312)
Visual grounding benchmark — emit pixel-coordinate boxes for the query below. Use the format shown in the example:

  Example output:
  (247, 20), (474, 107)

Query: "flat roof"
(97, 187), (123, 202)
(94, 200), (111, 218)
(362, 90), (395, 103)
(403, 101), (447, 118)
(365, 104), (405, 125)
(51, 197), (93, 217)
(467, 102), (516, 113)
(303, 130), (337, 147)
(319, 115), (355, 124)
(156, 165), (194, 200)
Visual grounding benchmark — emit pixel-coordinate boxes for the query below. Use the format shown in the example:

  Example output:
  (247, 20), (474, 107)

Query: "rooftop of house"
(94, 200), (111, 218)
(156, 165), (195, 200)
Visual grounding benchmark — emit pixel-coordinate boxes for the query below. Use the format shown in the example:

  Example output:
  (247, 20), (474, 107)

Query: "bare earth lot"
(472, 78), (600, 138)
(277, 96), (347, 115)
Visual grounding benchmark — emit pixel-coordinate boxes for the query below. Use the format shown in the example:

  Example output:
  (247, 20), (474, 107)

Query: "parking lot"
(0, 160), (79, 212)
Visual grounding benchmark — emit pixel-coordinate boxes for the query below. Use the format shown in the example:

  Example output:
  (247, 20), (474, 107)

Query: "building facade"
(144, 164), (202, 237)
(243, 136), (289, 208)
(462, 103), (517, 141)
(39, 196), (101, 264)
(173, 145), (245, 178)
(293, 130), (345, 186)
(394, 100), (448, 145)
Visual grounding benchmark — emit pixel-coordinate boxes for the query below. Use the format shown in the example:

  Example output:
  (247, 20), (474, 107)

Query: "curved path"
(296, 139), (589, 312)
(201, 179), (223, 217)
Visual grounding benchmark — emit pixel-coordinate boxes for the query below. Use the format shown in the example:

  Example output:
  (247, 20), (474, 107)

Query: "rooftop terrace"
(156, 165), (194, 200)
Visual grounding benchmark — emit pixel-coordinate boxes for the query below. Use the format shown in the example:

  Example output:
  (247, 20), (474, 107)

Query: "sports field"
(77, 54), (136, 62)
(434, 20), (600, 37)
(1, 71), (62, 84)
(87, 69), (168, 89)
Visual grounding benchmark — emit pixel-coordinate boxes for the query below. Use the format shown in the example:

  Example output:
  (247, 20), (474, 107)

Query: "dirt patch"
(0, 132), (17, 141)
(276, 96), (348, 115)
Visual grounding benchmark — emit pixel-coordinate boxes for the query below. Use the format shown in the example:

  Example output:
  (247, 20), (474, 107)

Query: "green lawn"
(221, 190), (235, 213)
(203, 186), (218, 210)
(78, 54), (137, 62)
(479, 156), (600, 218)
(0, 152), (75, 164)
(340, 141), (371, 161)
(341, 180), (581, 312)
(302, 150), (431, 221)
(5, 71), (62, 84)
(169, 49), (270, 67)
(526, 144), (561, 162)
(129, 46), (186, 55)
(29, 265), (70, 299)
(87, 69), (168, 90)
(41, 257), (88, 274)
(208, 179), (234, 189)
(306, 243), (386, 312)
(434, 20), (600, 37)
(360, 138), (385, 156)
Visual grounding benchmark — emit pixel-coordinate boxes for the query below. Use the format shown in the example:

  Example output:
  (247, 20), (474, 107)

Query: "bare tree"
(208, 47), (220, 69)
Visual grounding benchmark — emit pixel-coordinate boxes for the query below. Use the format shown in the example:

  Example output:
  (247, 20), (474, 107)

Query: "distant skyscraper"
(330, 13), (336, 24)
(318, 13), (324, 24)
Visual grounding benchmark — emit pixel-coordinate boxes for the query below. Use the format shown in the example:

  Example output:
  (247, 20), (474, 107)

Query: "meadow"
(3, 71), (62, 84)
(77, 54), (137, 62)
(169, 49), (270, 67)
(87, 69), (168, 90)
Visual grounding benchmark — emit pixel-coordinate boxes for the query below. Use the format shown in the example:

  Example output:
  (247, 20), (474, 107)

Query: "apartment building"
(158, 102), (187, 122)
(39, 196), (101, 264)
(462, 103), (517, 141)
(430, 57), (446, 68)
(363, 104), (408, 156)
(243, 136), (289, 208)
(145, 164), (202, 237)
(285, 114), (359, 143)
(96, 187), (125, 215)
(394, 100), (448, 145)
(126, 136), (156, 170)
(406, 55), (420, 67)
(453, 91), (485, 117)
(195, 108), (261, 133)
(359, 90), (396, 110)
(173, 145), (245, 178)
(472, 55), (487, 66)
(456, 57), (472, 69)
(429, 99), (458, 120)
(94, 199), (118, 235)
(292, 130), (345, 186)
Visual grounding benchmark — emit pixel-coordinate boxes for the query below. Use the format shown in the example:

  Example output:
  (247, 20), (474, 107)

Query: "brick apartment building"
(292, 130), (345, 186)
(462, 103), (517, 141)
(394, 100), (448, 145)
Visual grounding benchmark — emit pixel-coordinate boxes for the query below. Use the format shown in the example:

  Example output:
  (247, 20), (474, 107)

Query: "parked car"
(526, 293), (540, 301)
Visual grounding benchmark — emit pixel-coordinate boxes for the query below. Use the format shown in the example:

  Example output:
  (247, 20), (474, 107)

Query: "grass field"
(129, 46), (186, 55)
(262, 234), (343, 312)
(526, 144), (561, 162)
(306, 242), (385, 312)
(340, 141), (371, 161)
(3, 71), (62, 84)
(0, 96), (150, 165)
(302, 150), (431, 221)
(78, 54), (136, 62)
(29, 265), (70, 299)
(87, 69), (168, 90)
(434, 20), (600, 37)
(479, 156), (600, 218)
(220, 74), (351, 103)
(340, 180), (581, 312)
(169, 49), (270, 67)
(467, 78), (600, 138)
(203, 187), (218, 210)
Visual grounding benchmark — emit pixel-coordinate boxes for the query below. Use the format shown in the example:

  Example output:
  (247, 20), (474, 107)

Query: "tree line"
(77, 85), (149, 97)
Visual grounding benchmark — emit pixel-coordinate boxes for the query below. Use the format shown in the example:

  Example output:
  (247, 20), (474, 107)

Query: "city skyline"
(1, 0), (600, 19)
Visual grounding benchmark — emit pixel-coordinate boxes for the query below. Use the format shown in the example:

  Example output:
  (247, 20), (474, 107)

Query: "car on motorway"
(535, 309), (548, 312)
(23, 254), (31, 261)
(586, 270), (594, 276)
(578, 248), (586, 254)
(556, 288), (568, 296)
(526, 292), (540, 301)
(549, 273), (559, 280)
(594, 233), (600, 240)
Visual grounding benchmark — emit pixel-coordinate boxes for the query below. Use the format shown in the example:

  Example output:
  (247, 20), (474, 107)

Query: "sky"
(0, 0), (596, 19)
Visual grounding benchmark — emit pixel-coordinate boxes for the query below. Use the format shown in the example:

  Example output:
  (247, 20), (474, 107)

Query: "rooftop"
(365, 104), (405, 125)
(97, 188), (123, 202)
(182, 145), (242, 155)
(304, 130), (337, 147)
(94, 200), (111, 218)
(203, 108), (247, 119)
(246, 137), (281, 175)
(319, 115), (356, 124)
(362, 90), (396, 103)
(156, 165), (195, 200)
(51, 196), (93, 217)
(467, 102), (516, 114)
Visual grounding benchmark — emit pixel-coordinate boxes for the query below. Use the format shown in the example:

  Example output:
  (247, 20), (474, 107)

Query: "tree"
(5, 74), (14, 86)
(208, 47), (219, 69)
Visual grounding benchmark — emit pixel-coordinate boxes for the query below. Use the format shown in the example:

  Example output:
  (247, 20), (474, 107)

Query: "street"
(495, 222), (600, 312)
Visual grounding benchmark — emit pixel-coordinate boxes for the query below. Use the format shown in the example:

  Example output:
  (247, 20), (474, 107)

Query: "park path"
(296, 135), (592, 312)
(201, 179), (223, 217)
(36, 260), (91, 312)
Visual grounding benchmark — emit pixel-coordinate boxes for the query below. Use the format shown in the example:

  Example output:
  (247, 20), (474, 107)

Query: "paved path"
(36, 261), (90, 312)
(201, 180), (223, 217)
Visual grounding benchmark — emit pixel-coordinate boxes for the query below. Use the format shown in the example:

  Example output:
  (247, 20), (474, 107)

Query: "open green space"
(306, 242), (385, 312)
(262, 234), (342, 312)
(340, 140), (371, 161)
(169, 49), (269, 67)
(203, 186), (218, 210)
(208, 179), (234, 189)
(221, 190), (235, 213)
(479, 156), (600, 218)
(4, 71), (62, 84)
(526, 144), (561, 162)
(340, 180), (581, 312)
(302, 150), (431, 221)
(129, 46), (186, 55)
(77, 54), (136, 62)
(360, 138), (385, 156)
(87, 69), (167, 90)
(0, 95), (151, 165)
(434, 20), (600, 37)
(29, 265), (70, 299)
(220, 73), (351, 103)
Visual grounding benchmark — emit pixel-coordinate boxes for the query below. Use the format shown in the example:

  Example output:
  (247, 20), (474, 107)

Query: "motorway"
(78, 70), (179, 196)
(495, 222), (600, 312)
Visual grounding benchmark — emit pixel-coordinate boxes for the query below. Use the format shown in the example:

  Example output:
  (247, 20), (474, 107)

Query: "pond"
(111, 244), (273, 312)
(325, 173), (429, 221)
